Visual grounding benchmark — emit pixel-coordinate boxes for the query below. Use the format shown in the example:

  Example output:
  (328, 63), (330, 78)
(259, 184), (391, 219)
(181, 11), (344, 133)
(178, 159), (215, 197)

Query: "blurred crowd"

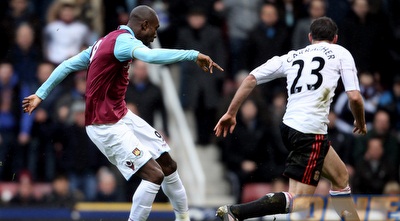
(0, 0), (400, 206)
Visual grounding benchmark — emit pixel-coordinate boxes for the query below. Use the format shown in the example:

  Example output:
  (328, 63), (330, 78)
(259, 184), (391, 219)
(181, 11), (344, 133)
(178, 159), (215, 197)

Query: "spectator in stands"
(54, 70), (86, 120)
(0, 0), (42, 59)
(60, 100), (107, 201)
(275, 0), (307, 31)
(242, 2), (289, 105)
(43, 0), (94, 65)
(102, 0), (129, 34)
(8, 22), (42, 91)
(75, 0), (104, 37)
(243, 2), (290, 71)
(94, 167), (125, 202)
(327, 110), (355, 168)
(33, 62), (63, 121)
(218, 70), (251, 118)
(166, 0), (225, 48)
(338, 0), (394, 87)
(378, 74), (400, 135)
(0, 61), (33, 180)
(27, 62), (63, 181)
(352, 136), (398, 194)
(175, 7), (226, 145)
(266, 90), (289, 171)
(218, 98), (277, 203)
(292, 0), (326, 50)
(8, 24), (43, 179)
(9, 170), (40, 206)
(125, 60), (168, 134)
(383, 181), (400, 195)
(270, 177), (289, 193)
(325, 0), (351, 24)
(43, 174), (83, 208)
(334, 71), (381, 134)
(221, 0), (262, 78)
(353, 110), (399, 169)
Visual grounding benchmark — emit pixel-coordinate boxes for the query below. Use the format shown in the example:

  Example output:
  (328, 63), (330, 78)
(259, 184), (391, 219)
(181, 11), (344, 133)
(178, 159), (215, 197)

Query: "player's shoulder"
(329, 43), (350, 53)
(311, 43), (353, 60)
(330, 44), (355, 62)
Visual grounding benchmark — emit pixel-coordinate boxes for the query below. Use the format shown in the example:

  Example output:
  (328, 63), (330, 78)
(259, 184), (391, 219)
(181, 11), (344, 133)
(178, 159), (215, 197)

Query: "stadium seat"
(0, 182), (52, 202)
(241, 183), (272, 203)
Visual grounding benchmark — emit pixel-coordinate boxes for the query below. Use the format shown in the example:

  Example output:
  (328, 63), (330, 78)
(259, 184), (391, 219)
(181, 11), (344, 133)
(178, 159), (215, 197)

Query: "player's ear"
(141, 20), (149, 31)
(332, 35), (338, 44)
(308, 33), (312, 43)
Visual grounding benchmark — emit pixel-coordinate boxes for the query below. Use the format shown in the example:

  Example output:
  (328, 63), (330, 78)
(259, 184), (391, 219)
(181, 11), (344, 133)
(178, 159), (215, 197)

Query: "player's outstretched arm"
(195, 53), (224, 73)
(214, 74), (257, 137)
(22, 94), (42, 115)
(131, 46), (223, 73)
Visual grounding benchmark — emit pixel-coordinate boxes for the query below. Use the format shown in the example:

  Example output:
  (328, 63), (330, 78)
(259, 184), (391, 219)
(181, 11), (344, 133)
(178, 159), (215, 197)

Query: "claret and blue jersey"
(35, 25), (199, 126)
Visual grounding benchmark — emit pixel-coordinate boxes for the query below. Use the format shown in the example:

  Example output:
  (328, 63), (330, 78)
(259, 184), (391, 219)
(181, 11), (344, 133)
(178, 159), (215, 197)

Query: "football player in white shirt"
(214, 17), (366, 221)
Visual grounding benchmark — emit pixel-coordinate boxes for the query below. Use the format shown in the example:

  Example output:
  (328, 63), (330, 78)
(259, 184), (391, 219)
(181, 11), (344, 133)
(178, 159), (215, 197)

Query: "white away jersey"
(250, 42), (360, 134)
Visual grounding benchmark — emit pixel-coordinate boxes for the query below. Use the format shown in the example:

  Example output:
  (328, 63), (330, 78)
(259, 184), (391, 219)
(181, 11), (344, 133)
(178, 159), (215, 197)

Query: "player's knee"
(137, 160), (165, 185)
(147, 168), (165, 185)
(331, 168), (349, 190)
(157, 153), (177, 176)
(162, 159), (177, 176)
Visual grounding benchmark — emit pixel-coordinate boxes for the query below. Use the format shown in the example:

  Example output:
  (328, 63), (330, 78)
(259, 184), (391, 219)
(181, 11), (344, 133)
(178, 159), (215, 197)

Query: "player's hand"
(353, 120), (367, 135)
(196, 53), (224, 74)
(22, 94), (42, 115)
(214, 113), (236, 137)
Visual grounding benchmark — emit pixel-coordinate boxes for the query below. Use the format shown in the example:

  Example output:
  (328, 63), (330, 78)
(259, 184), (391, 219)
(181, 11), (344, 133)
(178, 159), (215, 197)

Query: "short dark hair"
(310, 17), (338, 41)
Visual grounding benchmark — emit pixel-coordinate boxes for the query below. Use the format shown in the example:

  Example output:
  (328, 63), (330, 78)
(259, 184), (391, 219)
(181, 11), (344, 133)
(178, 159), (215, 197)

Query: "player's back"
(282, 42), (357, 134)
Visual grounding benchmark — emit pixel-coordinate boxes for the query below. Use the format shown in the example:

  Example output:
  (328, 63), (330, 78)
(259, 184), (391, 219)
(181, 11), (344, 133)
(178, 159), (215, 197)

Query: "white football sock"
(161, 171), (190, 221)
(128, 180), (160, 221)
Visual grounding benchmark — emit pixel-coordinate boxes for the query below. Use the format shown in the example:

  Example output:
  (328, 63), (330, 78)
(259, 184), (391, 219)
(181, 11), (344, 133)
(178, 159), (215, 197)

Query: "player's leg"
(216, 125), (327, 221)
(218, 178), (319, 221)
(130, 159), (165, 221)
(157, 152), (190, 221)
(125, 111), (190, 221)
(322, 146), (360, 221)
(86, 120), (163, 221)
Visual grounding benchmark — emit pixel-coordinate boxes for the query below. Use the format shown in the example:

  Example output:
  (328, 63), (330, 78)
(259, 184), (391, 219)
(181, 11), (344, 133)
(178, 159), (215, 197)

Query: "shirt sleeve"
(250, 55), (287, 85)
(36, 46), (91, 100)
(339, 48), (360, 92)
(114, 33), (199, 63)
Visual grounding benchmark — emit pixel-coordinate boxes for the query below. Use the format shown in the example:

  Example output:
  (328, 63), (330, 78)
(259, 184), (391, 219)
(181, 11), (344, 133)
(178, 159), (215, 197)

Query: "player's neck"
(312, 40), (332, 44)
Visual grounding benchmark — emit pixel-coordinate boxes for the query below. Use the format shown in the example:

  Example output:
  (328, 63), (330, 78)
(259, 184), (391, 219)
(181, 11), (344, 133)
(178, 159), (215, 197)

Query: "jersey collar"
(118, 25), (135, 37)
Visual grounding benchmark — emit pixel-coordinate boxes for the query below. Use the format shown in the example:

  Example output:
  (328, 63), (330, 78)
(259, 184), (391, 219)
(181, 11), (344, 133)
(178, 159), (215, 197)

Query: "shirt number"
(89, 39), (103, 63)
(290, 57), (325, 94)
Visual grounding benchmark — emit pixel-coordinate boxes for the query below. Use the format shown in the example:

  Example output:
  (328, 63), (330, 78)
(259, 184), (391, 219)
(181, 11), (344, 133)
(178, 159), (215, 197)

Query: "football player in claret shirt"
(22, 5), (223, 221)
(214, 17), (365, 221)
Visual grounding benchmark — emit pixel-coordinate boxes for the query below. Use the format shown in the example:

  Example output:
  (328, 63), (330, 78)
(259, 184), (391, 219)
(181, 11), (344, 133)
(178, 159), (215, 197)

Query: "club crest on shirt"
(314, 170), (320, 181)
(132, 147), (142, 156)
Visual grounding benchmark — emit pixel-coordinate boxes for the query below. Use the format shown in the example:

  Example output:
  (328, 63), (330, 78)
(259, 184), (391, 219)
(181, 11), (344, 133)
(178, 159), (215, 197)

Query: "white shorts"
(85, 110), (170, 180)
